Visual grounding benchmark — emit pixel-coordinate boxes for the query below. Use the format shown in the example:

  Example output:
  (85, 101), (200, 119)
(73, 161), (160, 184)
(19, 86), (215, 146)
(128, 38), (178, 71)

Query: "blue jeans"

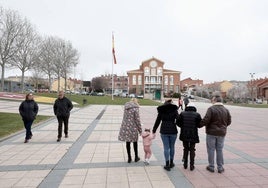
(23, 120), (33, 140)
(160, 134), (177, 161)
(206, 134), (225, 170)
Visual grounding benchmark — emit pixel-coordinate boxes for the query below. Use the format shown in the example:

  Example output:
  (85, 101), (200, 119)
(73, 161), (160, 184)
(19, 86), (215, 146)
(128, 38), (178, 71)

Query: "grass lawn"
(0, 112), (52, 138)
(0, 94), (161, 139)
(35, 93), (162, 106)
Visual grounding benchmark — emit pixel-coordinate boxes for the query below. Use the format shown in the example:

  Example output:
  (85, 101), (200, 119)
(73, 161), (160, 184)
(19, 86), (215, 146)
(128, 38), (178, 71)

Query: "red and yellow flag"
(112, 34), (117, 64)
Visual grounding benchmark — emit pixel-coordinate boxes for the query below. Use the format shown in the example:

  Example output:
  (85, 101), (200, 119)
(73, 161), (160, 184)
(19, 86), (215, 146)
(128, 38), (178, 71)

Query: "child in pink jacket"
(142, 128), (155, 165)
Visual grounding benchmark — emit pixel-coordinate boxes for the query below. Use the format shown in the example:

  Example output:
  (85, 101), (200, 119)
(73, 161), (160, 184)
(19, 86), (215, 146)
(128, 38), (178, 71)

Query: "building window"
(164, 85), (168, 93)
(164, 75), (168, 85)
(158, 76), (162, 84)
(151, 68), (156, 75)
(145, 76), (149, 83)
(157, 67), (162, 75)
(138, 75), (142, 85)
(151, 76), (156, 83)
(132, 75), (136, 85)
(144, 67), (150, 75)
(176, 85), (179, 93)
(170, 75), (174, 85)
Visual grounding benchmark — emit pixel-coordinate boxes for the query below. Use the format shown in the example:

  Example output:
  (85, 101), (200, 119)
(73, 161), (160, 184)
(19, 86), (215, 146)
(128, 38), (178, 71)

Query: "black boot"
(183, 149), (189, 169)
(190, 148), (196, 171)
(133, 142), (140, 162)
(126, 142), (132, 163)
(170, 159), (175, 168)
(164, 160), (170, 171)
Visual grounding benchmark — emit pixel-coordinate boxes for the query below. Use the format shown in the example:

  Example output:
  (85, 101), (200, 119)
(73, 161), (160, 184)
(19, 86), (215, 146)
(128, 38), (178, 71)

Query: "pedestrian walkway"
(0, 101), (268, 188)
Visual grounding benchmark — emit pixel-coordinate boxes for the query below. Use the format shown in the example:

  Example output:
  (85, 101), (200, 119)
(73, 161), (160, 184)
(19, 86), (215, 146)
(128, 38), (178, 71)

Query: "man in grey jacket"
(200, 95), (231, 173)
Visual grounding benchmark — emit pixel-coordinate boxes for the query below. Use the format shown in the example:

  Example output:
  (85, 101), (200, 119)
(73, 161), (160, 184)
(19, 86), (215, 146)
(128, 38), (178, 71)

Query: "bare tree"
(35, 36), (79, 93)
(48, 37), (79, 93)
(10, 18), (39, 92)
(227, 82), (249, 103)
(0, 7), (24, 91)
(30, 68), (45, 92)
(61, 41), (79, 92)
(91, 76), (108, 92)
(35, 36), (58, 92)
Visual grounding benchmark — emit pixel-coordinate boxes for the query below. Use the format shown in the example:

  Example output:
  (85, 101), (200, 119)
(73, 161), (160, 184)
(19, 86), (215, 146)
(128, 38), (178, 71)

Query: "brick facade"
(127, 57), (181, 100)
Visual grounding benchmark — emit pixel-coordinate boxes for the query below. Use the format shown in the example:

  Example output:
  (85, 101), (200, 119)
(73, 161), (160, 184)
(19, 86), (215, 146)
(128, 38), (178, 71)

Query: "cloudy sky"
(1, 0), (268, 83)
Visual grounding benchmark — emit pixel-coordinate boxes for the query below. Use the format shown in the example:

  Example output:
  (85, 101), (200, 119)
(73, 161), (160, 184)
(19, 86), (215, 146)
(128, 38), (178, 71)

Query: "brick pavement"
(0, 100), (268, 188)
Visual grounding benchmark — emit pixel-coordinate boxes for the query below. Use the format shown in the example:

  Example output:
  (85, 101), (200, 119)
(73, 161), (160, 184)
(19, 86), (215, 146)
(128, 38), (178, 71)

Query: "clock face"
(150, 61), (157, 67)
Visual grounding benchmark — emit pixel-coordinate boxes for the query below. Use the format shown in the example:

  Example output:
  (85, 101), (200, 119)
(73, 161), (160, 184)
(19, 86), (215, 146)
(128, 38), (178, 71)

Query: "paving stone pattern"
(0, 100), (268, 188)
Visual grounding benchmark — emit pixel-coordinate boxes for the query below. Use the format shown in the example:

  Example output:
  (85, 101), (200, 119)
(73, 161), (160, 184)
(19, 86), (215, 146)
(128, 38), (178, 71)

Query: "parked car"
(73, 91), (80, 95)
(128, 93), (136, 98)
(112, 93), (120, 97)
(256, 99), (262, 104)
(137, 95), (144, 99)
(81, 91), (89, 95)
(90, 92), (98, 96)
(121, 92), (128, 97)
(97, 92), (104, 96)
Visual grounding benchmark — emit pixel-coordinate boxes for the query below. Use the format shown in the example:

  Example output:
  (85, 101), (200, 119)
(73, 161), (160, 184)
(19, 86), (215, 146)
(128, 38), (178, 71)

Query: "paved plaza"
(0, 100), (268, 188)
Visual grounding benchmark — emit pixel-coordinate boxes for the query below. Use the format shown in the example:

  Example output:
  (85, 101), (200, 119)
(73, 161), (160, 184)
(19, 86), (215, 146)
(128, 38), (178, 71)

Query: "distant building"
(180, 77), (203, 93)
(6, 76), (32, 83)
(51, 77), (83, 92)
(127, 57), (181, 100)
(249, 78), (268, 101)
(0, 79), (33, 92)
(92, 74), (128, 95)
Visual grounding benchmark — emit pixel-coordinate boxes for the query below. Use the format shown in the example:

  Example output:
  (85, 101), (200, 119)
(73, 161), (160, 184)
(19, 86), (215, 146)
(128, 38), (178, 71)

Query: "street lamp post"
(249, 73), (255, 104)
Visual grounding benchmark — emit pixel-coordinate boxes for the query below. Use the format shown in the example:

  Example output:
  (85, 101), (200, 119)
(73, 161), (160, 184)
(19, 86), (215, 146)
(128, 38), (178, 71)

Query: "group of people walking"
(19, 91), (73, 143)
(118, 95), (231, 174)
(19, 91), (231, 174)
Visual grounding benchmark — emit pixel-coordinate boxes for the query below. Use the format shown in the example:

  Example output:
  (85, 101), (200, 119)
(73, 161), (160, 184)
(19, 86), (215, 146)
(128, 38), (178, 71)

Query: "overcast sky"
(1, 0), (268, 83)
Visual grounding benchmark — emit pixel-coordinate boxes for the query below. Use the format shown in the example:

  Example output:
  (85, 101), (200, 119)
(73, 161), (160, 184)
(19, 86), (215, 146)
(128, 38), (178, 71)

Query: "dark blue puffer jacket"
(178, 106), (201, 143)
(19, 100), (39, 121)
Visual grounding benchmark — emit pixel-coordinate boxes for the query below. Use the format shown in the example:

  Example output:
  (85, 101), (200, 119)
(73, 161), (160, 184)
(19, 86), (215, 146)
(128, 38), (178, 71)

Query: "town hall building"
(127, 57), (181, 100)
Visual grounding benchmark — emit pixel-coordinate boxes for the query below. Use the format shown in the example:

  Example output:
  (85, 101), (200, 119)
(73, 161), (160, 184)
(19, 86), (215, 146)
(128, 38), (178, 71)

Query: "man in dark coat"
(53, 91), (73, 142)
(200, 95), (231, 173)
(178, 103), (201, 171)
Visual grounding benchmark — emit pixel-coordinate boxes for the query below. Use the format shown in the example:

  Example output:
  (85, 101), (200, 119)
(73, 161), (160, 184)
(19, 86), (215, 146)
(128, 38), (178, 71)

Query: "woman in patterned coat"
(118, 98), (142, 163)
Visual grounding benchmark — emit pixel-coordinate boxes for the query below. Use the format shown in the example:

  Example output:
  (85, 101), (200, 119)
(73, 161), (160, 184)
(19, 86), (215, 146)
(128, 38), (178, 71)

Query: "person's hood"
(157, 103), (178, 113)
(185, 102), (197, 112)
(124, 101), (139, 110)
(185, 106), (197, 112)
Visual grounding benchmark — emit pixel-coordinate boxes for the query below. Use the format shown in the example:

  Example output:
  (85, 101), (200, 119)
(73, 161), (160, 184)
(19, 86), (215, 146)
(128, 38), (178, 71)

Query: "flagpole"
(112, 32), (114, 100)
(111, 32), (117, 100)
(112, 53), (114, 101)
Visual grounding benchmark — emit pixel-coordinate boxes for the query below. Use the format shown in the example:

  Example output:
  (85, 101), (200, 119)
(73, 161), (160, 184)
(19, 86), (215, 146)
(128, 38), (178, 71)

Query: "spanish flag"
(112, 33), (117, 64)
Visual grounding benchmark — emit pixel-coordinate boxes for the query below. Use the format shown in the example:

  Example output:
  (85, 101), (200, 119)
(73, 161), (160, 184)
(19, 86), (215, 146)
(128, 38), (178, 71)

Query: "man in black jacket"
(53, 91), (73, 142)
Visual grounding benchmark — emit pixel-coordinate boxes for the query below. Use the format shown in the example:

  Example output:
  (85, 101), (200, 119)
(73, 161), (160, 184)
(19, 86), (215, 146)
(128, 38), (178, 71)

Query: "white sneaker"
(145, 158), (150, 165)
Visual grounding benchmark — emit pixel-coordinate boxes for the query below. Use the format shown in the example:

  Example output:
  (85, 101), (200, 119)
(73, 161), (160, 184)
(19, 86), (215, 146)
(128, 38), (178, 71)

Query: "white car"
(129, 94), (136, 98)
